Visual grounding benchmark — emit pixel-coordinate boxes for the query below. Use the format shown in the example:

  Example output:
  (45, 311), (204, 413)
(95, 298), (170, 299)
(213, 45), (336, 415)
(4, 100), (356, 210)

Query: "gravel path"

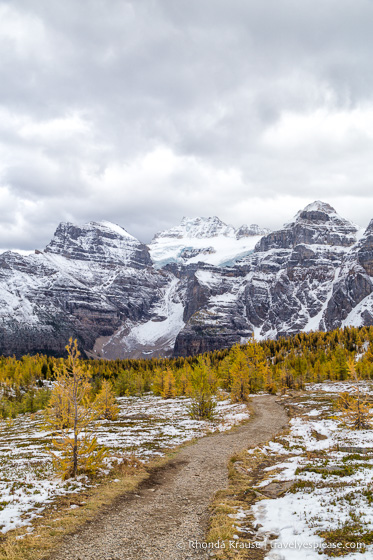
(50, 396), (287, 560)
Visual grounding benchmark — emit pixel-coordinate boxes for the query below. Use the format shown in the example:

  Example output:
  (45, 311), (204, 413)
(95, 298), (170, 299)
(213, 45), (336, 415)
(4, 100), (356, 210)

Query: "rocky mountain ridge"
(1, 202), (373, 358)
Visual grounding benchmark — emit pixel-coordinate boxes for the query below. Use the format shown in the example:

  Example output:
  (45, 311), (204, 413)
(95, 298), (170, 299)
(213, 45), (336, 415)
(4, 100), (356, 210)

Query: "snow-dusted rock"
(45, 220), (151, 267)
(0, 221), (169, 357)
(1, 202), (373, 358)
(174, 202), (373, 353)
(236, 223), (271, 239)
(256, 200), (358, 252)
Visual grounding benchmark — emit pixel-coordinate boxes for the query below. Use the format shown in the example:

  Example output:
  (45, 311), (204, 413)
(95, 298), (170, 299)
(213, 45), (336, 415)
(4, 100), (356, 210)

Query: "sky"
(1, 0), (373, 249)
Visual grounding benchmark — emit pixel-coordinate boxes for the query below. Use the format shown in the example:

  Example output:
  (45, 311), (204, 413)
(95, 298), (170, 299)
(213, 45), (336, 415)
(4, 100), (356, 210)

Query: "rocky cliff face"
(0, 221), (168, 357)
(256, 201), (358, 252)
(1, 202), (373, 359)
(174, 202), (373, 354)
(322, 220), (373, 330)
(45, 221), (152, 267)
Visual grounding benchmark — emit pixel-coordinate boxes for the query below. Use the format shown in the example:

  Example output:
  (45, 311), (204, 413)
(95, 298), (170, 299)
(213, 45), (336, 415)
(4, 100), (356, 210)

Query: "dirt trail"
(50, 396), (288, 560)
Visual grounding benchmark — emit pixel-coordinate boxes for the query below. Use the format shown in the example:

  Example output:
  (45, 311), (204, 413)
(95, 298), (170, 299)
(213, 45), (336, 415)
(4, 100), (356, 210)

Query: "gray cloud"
(1, 0), (373, 249)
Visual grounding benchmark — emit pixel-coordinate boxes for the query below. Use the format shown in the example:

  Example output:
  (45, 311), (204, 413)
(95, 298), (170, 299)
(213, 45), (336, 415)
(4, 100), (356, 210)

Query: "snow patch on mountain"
(98, 221), (136, 239)
(0, 249), (35, 256)
(125, 278), (184, 346)
(92, 277), (185, 359)
(303, 267), (341, 332)
(149, 216), (269, 267)
(341, 293), (373, 328)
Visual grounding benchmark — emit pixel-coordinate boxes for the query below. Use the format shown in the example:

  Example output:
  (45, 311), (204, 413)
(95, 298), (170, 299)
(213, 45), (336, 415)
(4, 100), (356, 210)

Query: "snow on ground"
(0, 394), (249, 534)
(306, 380), (373, 395)
(246, 385), (373, 559)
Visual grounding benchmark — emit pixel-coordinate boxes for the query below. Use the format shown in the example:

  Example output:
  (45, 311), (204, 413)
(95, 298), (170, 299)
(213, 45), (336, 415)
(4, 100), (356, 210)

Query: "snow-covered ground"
(245, 384), (373, 559)
(306, 380), (373, 395)
(0, 394), (249, 534)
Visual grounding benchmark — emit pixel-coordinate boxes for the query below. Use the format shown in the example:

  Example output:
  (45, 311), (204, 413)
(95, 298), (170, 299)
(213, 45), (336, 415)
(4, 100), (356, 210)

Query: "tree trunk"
(73, 435), (78, 478)
(73, 388), (78, 477)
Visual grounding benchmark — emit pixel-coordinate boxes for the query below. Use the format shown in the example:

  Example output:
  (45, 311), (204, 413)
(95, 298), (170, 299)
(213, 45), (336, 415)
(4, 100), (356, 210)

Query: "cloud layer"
(1, 0), (373, 248)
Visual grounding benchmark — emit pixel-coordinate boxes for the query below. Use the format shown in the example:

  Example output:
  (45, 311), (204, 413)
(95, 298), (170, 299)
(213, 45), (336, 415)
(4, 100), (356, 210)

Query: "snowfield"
(149, 233), (263, 268)
(100, 277), (185, 358)
(0, 394), (249, 534)
(148, 215), (269, 268)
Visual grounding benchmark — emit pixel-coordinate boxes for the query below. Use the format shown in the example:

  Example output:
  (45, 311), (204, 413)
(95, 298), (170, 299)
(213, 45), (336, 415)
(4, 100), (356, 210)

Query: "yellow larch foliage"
(95, 379), (119, 420)
(161, 368), (176, 399)
(44, 338), (108, 479)
(337, 358), (372, 430)
(230, 347), (251, 402)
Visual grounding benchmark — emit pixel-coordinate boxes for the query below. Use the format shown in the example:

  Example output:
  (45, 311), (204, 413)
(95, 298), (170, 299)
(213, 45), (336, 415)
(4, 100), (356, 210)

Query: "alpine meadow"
(3, 0), (373, 558)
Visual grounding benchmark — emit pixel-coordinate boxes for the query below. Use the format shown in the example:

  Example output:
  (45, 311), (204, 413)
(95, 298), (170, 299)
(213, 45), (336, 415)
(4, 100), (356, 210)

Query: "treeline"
(1, 326), (373, 419)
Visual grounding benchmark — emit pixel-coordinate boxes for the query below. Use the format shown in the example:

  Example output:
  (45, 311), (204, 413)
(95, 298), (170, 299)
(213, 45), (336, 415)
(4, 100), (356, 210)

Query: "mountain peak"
(302, 200), (336, 214)
(44, 221), (151, 267)
(159, 216), (235, 240)
(236, 224), (271, 238)
(154, 216), (270, 242)
(256, 201), (359, 252)
(286, 200), (357, 230)
(90, 221), (136, 240)
(180, 215), (223, 226)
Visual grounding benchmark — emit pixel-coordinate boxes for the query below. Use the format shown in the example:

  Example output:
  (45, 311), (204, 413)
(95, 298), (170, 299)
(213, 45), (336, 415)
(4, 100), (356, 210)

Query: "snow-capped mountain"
(1, 202), (373, 359)
(174, 201), (371, 355)
(0, 221), (172, 358)
(149, 216), (270, 267)
(257, 201), (360, 251)
(44, 221), (150, 267)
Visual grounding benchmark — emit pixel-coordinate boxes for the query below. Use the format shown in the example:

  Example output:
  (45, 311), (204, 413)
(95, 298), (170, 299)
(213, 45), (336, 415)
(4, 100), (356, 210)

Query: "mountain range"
(1, 201), (372, 358)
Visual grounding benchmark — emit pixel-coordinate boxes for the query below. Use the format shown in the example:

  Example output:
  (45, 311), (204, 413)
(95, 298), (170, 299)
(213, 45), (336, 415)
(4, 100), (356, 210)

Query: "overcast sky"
(1, 0), (373, 248)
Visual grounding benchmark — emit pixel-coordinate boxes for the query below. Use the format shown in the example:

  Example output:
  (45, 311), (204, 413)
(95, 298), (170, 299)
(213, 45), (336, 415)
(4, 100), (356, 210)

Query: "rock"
(259, 481), (294, 498)
(2, 201), (373, 358)
(256, 200), (358, 252)
(311, 431), (328, 441)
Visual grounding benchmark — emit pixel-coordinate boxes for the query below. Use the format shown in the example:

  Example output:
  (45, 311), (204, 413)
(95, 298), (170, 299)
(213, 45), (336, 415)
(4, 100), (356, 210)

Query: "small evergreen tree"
(230, 347), (251, 402)
(44, 339), (107, 479)
(188, 358), (217, 420)
(95, 380), (119, 420)
(161, 368), (176, 399)
(336, 358), (372, 430)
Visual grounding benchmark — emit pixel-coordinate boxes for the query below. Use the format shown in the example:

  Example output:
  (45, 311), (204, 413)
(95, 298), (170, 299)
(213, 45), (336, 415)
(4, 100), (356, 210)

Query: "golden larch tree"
(44, 339), (107, 479)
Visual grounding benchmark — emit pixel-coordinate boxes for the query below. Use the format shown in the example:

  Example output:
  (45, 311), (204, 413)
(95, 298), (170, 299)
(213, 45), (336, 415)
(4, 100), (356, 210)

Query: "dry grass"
(206, 448), (276, 560)
(0, 443), (192, 560)
(206, 397), (291, 560)
(0, 404), (250, 560)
